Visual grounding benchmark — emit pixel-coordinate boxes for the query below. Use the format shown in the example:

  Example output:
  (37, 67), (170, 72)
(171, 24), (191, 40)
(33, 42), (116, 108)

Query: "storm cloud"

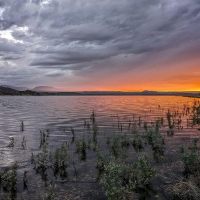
(0, 0), (200, 90)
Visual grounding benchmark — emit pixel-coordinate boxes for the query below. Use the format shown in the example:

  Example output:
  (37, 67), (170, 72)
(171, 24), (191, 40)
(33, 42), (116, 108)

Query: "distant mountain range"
(0, 85), (199, 97)
(79, 90), (199, 96)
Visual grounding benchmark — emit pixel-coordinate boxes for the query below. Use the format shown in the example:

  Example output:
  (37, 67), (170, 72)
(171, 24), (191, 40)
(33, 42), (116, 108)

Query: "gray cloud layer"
(0, 0), (200, 89)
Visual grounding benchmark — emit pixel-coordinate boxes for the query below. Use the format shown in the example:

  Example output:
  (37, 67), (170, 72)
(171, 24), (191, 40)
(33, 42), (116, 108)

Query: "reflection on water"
(0, 96), (199, 199)
(0, 96), (197, 135)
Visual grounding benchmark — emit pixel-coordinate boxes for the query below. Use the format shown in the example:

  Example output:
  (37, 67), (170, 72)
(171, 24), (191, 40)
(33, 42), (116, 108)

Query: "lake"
(0, 96), (199, 199)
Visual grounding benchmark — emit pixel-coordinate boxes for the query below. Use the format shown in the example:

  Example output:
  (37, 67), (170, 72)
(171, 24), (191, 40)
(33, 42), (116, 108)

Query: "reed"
(20, 121), (24, 132)
(75, 136), (88, 161)
(21, 136), (26, 150)
(166, 109), (174, 135)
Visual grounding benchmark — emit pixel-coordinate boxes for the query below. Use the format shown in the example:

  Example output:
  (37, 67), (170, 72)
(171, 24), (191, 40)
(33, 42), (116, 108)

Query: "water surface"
(0, 96), (199, 199)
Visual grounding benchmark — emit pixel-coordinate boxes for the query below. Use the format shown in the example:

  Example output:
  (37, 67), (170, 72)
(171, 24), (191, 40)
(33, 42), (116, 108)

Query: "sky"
(0, 0), (200, 92)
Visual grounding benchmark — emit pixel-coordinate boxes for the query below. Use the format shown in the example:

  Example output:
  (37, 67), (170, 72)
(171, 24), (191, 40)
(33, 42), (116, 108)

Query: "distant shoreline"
(0, 93), (200, 98)
(0, 86), (199, 97)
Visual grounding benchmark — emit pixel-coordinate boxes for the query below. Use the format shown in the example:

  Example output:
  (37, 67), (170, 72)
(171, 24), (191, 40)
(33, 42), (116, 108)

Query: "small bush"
(0, 162), (19, 193)
(100, 159), (128, 200)
(180, 138), (200, 174)
(101, 154), (155, 200)
(75, 137), (88, 161)
(146, 128), (165, 155)
(131, 133), (143, 151)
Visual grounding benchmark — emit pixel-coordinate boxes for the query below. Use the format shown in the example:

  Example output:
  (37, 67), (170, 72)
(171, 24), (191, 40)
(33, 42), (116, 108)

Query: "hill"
(32, 86), (56, 92)
(1, 85), (28, 91)
(0, 86), (41, 96)
(0, 86), (18, 95)
(0, 86), (80, 96)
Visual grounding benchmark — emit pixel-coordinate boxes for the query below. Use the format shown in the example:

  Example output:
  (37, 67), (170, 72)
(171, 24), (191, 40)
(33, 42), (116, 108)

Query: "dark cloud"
(0, 1), (6, 7)
(45, 72), (64, 77)
(3, 55), (22, 60)
(0, 39), (24, 54)
(0, 20), (15, 30)
(0, 0), (200, 88)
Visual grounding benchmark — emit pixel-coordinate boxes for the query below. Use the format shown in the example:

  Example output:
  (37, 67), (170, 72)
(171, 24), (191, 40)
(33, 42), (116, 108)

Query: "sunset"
(1, 1), (200, 200)
(0, 0), (200, 91)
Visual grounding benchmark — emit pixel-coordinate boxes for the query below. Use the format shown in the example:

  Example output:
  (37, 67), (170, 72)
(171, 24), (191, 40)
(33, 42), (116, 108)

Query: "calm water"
(0, 96), (198, 141)
(0, 96), (199, 199)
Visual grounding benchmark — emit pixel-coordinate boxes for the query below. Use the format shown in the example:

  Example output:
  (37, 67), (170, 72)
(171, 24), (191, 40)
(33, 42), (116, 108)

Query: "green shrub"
(125, 154), (156, 190)
(100, 159), (128, 200)
(111, 135), (127, 159)
(146, 128), (165, 155)
(32, 144), (49, 170)
(0, 162), (19, 193)
(190, 101), (200, 125)
(101, 154), (155, 200)
(52, 143), (69, 178)
(121, 134), (130, 148)
(180, 138), (200, 174)
(131, 133), (143, 151)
